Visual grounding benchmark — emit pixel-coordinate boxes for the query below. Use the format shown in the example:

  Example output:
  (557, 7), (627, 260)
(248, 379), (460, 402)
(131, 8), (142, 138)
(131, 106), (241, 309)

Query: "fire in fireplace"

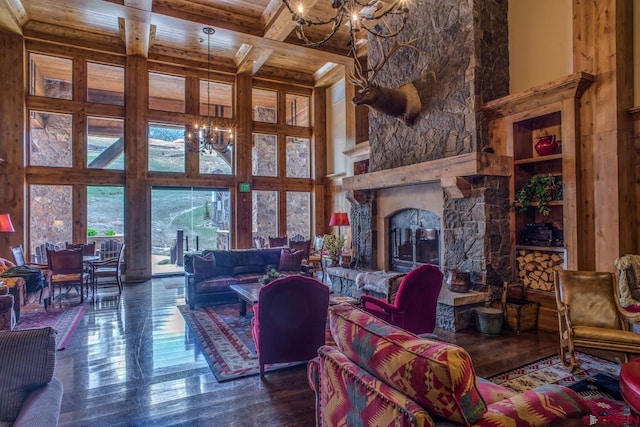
(389, 209), (440, 272)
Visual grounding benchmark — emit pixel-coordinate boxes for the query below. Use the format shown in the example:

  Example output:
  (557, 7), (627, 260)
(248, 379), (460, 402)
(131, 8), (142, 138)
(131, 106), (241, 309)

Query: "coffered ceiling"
(0, 0), (359, 86)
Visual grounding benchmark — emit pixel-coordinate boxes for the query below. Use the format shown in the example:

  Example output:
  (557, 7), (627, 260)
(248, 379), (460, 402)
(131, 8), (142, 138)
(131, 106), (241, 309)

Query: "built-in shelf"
(514, 154), (563, 165)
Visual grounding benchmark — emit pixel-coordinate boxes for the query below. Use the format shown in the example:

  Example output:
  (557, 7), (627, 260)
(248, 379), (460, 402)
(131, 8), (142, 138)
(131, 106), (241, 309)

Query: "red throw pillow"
(192, 253), (215, 279)
(278, 249), (304, 272)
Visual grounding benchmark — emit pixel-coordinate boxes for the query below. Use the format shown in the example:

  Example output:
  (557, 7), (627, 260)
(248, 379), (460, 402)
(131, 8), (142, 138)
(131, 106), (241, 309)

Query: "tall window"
(148, 123), (186, 173)
(286, 191), (311, 239)
(286, 93), (310, 126)
(87, 117), (125, 170)
(87, 62), (124, 106)
(30, 184), (72, 249)
(252, 88), (277, 123)
(87, 186), (125, 237)
(252, 133), (277, 177)
(253, 190), (278, 241)
(149, 72), (185, 113)
(286, 136), (310, 178)
(29, 53), (72, 100)
(29, 111), (73, 167)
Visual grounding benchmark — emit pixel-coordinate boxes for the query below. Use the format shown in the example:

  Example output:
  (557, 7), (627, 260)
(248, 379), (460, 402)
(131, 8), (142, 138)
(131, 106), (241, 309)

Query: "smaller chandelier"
(281, 0), (410, 50)
(186, 27), (234, 155)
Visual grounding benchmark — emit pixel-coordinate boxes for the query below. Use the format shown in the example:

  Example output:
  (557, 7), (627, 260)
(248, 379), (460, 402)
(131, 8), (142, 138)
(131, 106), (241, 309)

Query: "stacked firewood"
(516, 250), (565, 291)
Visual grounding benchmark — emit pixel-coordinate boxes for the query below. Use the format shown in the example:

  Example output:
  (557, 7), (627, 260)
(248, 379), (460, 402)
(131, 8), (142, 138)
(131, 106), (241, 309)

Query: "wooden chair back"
(66, 242), (96, 256)
(47, 248), (83, 275)
(268, 236), (287, 248)
(100, 239), (123, 261)
(33, 242), (62, 264)
(10, 246), (27, 267)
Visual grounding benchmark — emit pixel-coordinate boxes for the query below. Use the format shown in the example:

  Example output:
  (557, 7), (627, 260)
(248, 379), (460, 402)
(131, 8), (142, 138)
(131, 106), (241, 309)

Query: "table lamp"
(329, 212), (349, 239)
(0, 214), (15, 233)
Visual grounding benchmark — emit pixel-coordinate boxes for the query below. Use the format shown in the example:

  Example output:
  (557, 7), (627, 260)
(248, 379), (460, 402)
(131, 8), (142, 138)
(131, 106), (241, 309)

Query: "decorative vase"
(534, 135), (559, 156)
(445, 269), (471, 293)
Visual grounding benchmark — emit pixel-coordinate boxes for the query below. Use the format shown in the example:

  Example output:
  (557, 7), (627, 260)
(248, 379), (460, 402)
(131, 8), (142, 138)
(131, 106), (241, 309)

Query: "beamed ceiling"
(0, 0), (361, 87)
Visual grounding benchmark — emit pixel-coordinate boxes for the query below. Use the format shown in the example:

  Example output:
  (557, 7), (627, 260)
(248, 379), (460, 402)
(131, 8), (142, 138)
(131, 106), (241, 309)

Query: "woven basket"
(502, 282), (539, 333)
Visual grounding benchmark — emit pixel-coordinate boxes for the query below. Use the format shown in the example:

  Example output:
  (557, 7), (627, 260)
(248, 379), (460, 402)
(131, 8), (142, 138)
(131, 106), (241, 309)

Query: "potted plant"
(324, 234), (346, 265)
(514, 175), (563, 216)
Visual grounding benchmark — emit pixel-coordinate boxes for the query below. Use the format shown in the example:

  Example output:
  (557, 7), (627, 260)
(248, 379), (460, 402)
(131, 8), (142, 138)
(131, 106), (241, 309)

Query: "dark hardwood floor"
(56, 276), (561, 427)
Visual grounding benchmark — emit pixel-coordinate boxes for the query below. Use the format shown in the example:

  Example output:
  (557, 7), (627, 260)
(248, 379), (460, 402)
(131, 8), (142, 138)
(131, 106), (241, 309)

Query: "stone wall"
(349, 0), (511, 299)
(367, 0), (509, 171)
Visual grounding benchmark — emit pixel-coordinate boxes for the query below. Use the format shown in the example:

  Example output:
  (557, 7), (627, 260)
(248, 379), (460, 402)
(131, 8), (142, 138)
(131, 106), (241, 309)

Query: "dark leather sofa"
(184, 248), (305, 308)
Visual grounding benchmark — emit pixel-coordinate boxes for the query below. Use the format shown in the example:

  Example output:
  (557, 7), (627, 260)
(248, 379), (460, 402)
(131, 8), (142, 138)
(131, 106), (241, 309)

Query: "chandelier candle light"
(281, 0), (410, 51)
(185, 27), (234, 155)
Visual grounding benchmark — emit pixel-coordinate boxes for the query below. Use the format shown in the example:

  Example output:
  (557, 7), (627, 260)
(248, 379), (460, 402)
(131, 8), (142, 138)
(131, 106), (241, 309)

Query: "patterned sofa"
(308, 304), (590, 426)
(184, 248), (306, 308)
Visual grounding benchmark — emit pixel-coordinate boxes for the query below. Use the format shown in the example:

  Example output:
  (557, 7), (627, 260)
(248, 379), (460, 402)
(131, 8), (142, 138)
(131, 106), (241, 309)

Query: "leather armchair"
(614, 254), (640, 325)
(251, 275), (329, 377)
(554, 269), (640, 371)
(361, 264), (443, 334)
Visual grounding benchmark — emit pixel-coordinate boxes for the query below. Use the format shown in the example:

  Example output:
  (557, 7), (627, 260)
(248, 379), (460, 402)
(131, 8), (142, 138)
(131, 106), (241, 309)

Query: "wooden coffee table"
(229, 283), (262, 316)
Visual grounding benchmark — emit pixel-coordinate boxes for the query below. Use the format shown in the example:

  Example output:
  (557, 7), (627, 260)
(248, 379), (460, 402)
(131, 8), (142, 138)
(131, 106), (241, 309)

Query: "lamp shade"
(329, 212), (350, 227)
(0, 213), (15, 232)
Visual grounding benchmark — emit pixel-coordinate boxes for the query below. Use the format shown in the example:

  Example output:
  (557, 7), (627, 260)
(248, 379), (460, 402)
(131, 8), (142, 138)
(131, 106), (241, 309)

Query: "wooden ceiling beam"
(0, 0), (27, 34)
(120, 0), (152, 56)
(235, 44), (273, 75)
(261, 0), (320, 42)
(24, 21), (126, 55)
(314, 62), (346, 88)
(151, 0), (263, 37)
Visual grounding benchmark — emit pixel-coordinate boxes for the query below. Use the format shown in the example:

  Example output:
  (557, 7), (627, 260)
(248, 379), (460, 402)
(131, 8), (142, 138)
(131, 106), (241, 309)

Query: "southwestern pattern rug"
(488, 352), (631, 425)
(178, 304), (319, 382)
(15, 302), (87, 350)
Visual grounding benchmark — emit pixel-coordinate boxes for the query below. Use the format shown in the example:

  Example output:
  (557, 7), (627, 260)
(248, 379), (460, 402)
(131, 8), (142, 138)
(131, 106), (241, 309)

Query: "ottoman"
(620, 358), (640, 416)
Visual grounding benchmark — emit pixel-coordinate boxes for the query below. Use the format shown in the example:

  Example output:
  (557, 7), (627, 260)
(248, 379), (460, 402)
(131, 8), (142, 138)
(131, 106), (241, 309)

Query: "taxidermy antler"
(349, 37), (422, 126)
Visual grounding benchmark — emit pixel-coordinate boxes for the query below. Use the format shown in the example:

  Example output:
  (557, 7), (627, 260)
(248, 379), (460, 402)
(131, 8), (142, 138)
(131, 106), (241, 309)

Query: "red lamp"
(0, 214), (15, 233)
(329, 212), (350, 238)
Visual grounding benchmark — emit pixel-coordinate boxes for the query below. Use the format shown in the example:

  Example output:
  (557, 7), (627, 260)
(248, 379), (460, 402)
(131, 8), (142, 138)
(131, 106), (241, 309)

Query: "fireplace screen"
(389, 209), (440, 272)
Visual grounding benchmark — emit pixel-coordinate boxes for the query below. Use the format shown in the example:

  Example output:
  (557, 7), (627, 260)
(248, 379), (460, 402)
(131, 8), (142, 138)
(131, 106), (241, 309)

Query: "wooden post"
(235, 73), (253, 248)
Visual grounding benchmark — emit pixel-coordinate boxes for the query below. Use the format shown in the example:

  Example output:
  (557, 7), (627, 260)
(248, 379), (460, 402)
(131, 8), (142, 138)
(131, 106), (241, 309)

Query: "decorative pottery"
(445, 269), (471, 293)
(534, 135), (559, 156)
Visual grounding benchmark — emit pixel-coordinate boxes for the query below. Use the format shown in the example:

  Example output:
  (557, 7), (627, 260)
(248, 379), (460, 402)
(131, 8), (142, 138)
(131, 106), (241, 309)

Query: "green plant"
(324, 233), (346, 262)
(258, 268), (281, 285)
(514, 175), (563, 216)
(203, 201), (211, 221)
(87, 228), (98, 236)
(104, 229), (116, 236)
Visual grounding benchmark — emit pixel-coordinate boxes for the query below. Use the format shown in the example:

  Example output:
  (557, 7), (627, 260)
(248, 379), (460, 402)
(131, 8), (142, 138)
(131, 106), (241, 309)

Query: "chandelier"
(186, 27), (234, 155)
(281, 0), (410, 51)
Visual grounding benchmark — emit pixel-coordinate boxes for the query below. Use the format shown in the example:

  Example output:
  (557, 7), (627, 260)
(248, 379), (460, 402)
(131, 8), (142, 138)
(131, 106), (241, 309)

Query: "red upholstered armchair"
(251, 275), (330, 377)
(361, 264), (443, 334)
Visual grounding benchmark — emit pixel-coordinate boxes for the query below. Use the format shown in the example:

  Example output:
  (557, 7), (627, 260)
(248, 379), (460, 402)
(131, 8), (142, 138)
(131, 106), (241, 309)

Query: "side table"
(2, 277), (25, 322)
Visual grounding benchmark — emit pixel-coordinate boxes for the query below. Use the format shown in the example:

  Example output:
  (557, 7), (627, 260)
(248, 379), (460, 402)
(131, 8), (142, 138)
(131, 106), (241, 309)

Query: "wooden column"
(312, 86), (327, 237)
(235, 73), (252, 248)
(0, 31), (25, 260)
(124, 54), (150, 281)
(573, 0), (635, 271)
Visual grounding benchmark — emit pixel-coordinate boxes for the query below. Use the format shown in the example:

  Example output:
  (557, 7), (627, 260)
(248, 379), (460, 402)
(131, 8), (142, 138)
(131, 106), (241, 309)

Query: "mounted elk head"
(350, 38), (422, 126)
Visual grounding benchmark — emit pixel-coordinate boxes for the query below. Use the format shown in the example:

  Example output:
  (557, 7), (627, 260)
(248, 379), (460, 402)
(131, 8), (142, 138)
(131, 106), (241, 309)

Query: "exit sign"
(238, 182), (251, 193)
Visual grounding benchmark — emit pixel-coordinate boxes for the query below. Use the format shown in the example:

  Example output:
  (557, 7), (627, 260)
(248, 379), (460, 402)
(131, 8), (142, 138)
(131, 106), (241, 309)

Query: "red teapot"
(534, 135), (559, 156)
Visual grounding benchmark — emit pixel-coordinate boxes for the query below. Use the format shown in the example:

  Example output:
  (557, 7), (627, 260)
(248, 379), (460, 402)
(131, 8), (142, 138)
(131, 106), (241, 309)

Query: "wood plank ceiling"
(0, 0), (357, 87)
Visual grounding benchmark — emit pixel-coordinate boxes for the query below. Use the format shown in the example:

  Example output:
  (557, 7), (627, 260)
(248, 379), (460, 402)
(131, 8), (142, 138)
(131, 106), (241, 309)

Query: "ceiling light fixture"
(186, 27), (234, 155)
(281, 0), (410, 53)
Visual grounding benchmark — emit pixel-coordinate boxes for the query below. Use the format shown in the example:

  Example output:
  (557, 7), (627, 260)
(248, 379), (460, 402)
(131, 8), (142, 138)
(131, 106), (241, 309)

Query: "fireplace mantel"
(341, 152), (510, 194)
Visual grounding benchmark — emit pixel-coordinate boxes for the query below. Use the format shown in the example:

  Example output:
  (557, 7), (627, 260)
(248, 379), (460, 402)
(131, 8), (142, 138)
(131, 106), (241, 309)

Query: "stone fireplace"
(341, 0), (512, 330)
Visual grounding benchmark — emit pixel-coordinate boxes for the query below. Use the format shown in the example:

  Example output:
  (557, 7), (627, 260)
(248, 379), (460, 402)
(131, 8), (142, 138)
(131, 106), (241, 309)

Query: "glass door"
(151, 187), (231, 276)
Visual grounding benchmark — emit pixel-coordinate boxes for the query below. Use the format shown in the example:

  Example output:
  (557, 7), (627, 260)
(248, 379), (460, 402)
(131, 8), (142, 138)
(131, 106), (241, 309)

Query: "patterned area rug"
(15, 302), (87, 350)
(488, 352), (631, 425)
(178, 304), (325, 382)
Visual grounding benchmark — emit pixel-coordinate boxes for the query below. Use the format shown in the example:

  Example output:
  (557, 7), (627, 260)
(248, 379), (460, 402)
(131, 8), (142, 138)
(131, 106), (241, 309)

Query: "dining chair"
(47, 248), (89, 304)
(66, 242), (96, 256)
(99, 239), (122, 261)
(90, 243), (125, 300)
(268, 236), (287, 248)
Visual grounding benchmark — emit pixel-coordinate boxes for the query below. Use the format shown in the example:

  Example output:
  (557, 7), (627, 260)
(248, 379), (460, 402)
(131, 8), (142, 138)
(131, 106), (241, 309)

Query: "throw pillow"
(192, 253), (215, 279)
(0, 327), (56, 422)
(278, 249), (304, 272)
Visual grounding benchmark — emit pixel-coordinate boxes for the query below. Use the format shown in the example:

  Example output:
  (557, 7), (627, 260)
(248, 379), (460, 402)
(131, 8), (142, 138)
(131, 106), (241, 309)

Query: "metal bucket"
(475, 307), (503, 336)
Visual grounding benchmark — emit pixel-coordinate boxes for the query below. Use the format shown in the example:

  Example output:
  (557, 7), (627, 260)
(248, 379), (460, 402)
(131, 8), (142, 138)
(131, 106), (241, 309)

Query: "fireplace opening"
(389, 209), (440, 272)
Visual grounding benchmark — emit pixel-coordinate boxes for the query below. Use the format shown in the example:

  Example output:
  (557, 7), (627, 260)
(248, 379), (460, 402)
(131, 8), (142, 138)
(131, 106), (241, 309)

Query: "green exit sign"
(238, 182), (251, 193)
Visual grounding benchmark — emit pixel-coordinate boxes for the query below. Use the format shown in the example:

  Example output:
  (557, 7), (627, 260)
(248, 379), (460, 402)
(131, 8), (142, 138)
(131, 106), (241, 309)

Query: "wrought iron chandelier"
(186, 27), (234, 155)
(281, 0), (410, 50)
